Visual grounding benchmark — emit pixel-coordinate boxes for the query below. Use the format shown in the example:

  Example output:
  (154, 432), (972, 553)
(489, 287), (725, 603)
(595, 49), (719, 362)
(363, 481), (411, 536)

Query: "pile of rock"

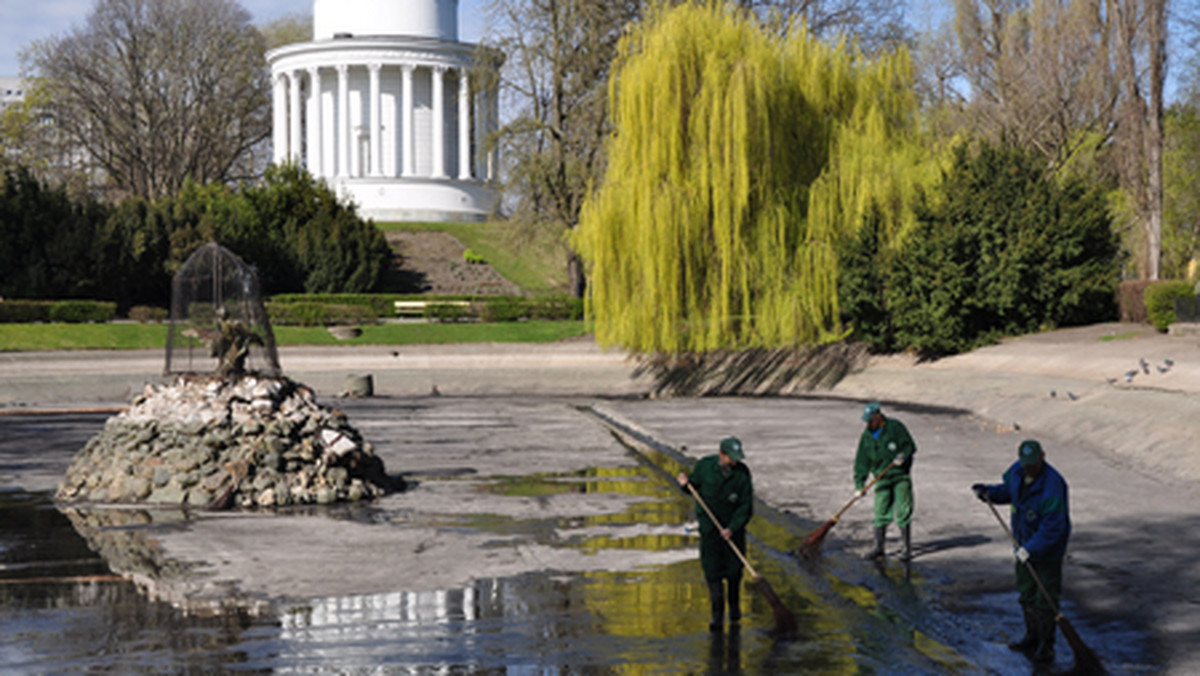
(56, 374), (401, 508)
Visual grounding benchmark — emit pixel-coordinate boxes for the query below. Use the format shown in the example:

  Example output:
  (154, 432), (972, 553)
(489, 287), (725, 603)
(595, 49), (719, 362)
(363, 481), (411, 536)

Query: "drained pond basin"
(0, 398), (1156, 673)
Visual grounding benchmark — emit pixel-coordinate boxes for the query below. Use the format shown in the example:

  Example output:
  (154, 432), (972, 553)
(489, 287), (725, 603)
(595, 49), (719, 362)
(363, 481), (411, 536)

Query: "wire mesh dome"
(165, 242), (281, 377)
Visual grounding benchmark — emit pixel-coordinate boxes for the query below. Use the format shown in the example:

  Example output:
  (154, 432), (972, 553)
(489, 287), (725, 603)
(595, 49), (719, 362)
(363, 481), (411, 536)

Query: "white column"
(288, 71), (302, 164)
(489, 78), (500, 181)
(272, 72), (287, 165)
(369, 62), (382, 177)
(432, 65), (446, 178)
(458, 69), (471, 180)
(401, 64), (414, 177)
(308, 67), (323, 177)
(337, 64), (350, 177)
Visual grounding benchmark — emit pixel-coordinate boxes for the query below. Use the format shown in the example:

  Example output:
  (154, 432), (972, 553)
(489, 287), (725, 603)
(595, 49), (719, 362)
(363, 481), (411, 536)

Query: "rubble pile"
(56, 375), (399, 508)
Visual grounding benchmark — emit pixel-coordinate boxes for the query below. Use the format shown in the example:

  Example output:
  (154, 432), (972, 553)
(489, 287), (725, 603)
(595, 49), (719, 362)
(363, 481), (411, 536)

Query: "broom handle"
(831, 462), (895, 522)
(685, 482), (759, 579)
(984, 498), (1064, 619)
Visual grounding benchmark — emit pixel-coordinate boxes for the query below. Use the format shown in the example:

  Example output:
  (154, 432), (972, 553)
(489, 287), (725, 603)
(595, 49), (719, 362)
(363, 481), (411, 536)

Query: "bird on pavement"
(1140, 358), (1150, 374)
(1124, 370), (1137, 383)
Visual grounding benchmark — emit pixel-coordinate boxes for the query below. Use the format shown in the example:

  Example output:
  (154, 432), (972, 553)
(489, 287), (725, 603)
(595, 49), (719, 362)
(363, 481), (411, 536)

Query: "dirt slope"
(383, 230), (523, 296)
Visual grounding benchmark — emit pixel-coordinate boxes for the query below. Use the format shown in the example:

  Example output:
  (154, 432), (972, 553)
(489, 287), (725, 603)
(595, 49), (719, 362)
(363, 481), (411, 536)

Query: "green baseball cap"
(719, 437), (744, 461)
(861, 401), (882, 422)
(1018, 439), (1044, 466)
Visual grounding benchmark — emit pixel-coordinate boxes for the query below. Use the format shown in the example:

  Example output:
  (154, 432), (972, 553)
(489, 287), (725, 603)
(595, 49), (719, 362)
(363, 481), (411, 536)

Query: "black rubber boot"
(708, 581), (725, 632)
(727, 578), (741, 626)
(899, 525), (913, 561)
(864, 525), (886, 559)
(1007, 603), (1037, 653)
(1031, 608), (1057, 664)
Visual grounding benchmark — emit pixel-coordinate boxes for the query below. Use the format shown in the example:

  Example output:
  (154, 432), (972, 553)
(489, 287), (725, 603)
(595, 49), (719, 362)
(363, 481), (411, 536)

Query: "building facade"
(0, 77), (25, 116)
(267, 0), (501, 222)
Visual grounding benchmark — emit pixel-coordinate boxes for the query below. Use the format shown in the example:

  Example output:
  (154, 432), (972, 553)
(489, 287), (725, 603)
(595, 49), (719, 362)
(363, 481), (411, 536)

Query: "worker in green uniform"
(677, 437), (754, 632)
(854, 402), (916, 561)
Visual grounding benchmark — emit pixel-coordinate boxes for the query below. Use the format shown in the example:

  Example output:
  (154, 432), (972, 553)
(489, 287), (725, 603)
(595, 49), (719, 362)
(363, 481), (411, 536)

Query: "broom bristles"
(1057, 615), (1106, 675)
(751, 576), (798, 636)
(794, 519), (836, 559)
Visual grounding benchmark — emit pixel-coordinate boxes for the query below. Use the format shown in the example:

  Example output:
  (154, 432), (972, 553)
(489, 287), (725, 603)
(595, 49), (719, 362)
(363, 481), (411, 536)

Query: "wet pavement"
(0, 395), (1163, 674)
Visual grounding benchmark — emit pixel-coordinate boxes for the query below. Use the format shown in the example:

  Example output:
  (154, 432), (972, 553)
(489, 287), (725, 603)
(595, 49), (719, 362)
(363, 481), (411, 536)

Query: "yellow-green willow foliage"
(574, 1), (942, 354)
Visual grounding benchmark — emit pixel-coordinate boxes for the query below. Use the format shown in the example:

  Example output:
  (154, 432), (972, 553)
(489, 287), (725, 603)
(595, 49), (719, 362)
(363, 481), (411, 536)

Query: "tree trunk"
(1145, 0), (1166, 280)
(567, 250), (587, 299)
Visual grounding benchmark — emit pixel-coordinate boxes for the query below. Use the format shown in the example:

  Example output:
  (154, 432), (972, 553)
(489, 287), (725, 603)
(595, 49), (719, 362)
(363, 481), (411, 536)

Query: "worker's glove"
(1014, 546), (1030, 564)
(971, 483), (988, 502)
(892, 454), (906, 467)
(853, 487), (867, 499)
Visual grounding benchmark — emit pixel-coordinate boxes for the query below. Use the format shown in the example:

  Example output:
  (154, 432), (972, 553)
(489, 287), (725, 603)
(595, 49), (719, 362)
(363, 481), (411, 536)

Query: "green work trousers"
(1016, 556), (1063, 613)
(872, 476), (914, 528)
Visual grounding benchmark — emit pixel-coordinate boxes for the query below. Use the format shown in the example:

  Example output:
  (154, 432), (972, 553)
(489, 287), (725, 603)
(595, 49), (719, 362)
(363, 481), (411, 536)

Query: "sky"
(2, 0), (1190, 99)
(0, 0), (490, 77)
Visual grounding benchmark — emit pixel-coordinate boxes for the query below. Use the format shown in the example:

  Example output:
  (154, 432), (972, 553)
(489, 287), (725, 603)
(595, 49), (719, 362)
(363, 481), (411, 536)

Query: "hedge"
(0, 300), (117, 323)
(1144, 280), (1196, 331)
(269, 294), (584, 323)
(265, 302), (379, 327)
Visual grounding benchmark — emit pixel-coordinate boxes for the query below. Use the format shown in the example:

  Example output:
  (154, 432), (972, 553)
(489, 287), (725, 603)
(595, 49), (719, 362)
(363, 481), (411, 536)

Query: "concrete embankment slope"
(830, 322), (1200, 487)
(0, 339), (652, 409)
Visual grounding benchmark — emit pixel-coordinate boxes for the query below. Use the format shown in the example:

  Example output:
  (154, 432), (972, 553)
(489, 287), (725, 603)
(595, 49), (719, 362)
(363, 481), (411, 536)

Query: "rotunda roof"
(314, 0), (458, 42)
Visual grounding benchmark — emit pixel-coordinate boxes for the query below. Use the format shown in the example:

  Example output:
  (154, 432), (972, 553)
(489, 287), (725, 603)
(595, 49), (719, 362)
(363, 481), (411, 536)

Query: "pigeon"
(1157, 364), (1169, 374)
(1140, 358), (1150, 374)
(1067, 391), (1078, 401)
(1050, 390), (1057, 398)
(1106, 377), (1117, 385)
(1013, 422), (1021, 431)
(1165, 358), (1175, 367)
(1124, 370), (1137, 383)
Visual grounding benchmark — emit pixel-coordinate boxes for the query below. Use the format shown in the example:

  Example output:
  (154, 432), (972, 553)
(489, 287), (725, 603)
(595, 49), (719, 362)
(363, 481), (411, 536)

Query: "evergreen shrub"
(856, 142), (1120, 357)
(1144, 280), (1196, 331)
(127, 306), (169, 323)
(266, 302), (377, 327)
(47, 300), (116, 323)
(0, 300), (116, 323)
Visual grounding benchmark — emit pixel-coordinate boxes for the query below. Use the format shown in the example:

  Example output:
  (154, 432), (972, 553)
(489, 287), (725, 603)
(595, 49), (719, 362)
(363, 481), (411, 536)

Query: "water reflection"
(3, 453), (1148, 674)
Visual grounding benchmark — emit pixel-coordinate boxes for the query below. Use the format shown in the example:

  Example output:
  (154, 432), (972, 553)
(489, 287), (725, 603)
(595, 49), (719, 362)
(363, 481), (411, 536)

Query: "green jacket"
(854, 417), (916, 490)
(686, 454), (753, 581)
(687, 455), (753, 534)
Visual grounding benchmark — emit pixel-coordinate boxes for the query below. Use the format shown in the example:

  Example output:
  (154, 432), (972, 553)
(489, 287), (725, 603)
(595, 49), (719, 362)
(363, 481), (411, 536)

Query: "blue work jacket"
(982, 460), (1071, 561)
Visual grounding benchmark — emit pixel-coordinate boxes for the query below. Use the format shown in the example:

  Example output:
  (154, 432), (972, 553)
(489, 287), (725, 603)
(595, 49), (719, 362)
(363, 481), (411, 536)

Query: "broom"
(685, 482), (799, 636)
(794, 463), (895, 559)
(984, 499), (1106, 675)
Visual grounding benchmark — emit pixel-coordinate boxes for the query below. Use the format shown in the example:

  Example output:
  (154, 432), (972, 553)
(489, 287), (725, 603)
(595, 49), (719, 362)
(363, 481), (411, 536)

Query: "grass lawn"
(0, 321), (589, 352)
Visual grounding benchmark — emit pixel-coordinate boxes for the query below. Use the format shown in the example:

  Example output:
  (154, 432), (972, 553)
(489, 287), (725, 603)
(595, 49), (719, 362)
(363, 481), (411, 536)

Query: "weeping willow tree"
(573, 1), (942, 355)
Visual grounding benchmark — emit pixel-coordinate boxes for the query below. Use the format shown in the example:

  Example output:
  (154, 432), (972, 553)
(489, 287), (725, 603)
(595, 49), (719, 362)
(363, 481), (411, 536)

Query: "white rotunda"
(267, 0), (501, 222)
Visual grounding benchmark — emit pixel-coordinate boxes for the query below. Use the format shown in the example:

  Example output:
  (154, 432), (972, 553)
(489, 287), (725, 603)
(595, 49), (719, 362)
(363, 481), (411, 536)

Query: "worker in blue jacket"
(972, 439), (1071, 665)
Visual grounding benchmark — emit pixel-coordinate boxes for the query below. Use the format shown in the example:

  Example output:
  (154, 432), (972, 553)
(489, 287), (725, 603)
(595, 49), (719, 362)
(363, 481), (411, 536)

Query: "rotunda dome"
(313, 0), (458, 41)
